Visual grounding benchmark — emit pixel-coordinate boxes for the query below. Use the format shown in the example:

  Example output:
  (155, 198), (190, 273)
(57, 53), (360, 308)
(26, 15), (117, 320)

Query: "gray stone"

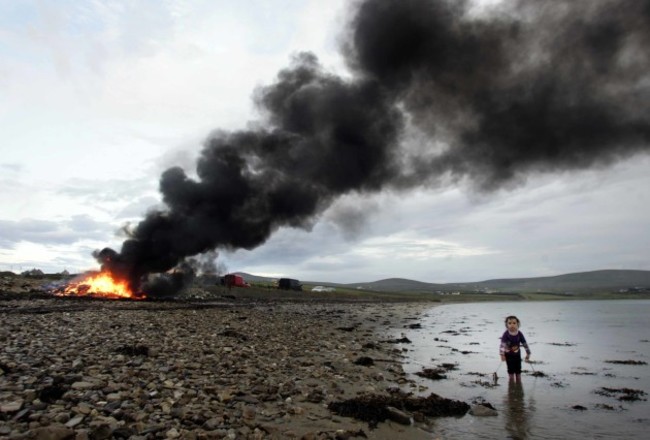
(30, 424), (75, 440)
(89, 424), (114, 440)
(65, 415), (84, 428)
(70, 382), (97, 390)
(469, 404), (499, 417)
(385, 406), (412, 425)
(0, 399), (23, 413)
(13, 408), (31, 421)
(203, 417), (222, 430)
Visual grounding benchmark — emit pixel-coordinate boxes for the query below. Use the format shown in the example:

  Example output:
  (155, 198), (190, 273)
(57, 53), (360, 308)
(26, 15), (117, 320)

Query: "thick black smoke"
(99, 53), (403, 295)
(98, 0), (650, 296)
(346, 0), (650, 189)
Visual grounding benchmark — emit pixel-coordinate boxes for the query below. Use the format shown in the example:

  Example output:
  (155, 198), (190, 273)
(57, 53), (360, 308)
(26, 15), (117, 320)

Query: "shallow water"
(394, 300), (650, 439)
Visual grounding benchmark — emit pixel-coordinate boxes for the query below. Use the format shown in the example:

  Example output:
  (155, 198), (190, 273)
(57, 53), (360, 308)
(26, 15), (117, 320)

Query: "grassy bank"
(200, 283), (650, 304)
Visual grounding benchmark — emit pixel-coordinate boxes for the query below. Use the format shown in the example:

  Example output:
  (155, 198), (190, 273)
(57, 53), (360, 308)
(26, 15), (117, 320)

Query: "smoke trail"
(346, 0), (650, 189)
(99, 53), (403, 295)
(97, 0), (650, 296)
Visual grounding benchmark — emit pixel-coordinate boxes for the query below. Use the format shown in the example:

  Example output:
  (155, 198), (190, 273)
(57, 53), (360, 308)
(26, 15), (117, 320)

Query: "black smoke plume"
(345, 0), (650, 189)
(97, 0), (650, 296)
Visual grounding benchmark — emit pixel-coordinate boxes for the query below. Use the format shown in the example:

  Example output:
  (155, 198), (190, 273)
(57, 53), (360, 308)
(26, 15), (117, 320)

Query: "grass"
(203, 284), (436, 302)
(201, 283), (650, 304)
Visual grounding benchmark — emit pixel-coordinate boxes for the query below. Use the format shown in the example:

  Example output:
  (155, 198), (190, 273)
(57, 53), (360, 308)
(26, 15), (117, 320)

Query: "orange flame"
(58, 272), (144, 300)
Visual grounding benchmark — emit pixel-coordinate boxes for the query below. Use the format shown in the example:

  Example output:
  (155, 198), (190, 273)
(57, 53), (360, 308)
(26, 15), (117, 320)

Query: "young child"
(499, 315), (531, 382)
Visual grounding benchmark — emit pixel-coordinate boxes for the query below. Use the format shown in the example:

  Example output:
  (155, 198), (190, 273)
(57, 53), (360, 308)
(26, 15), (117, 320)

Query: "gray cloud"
(0, 215), (110, 248)
(0, 163), (24, 173)
(57, 177), (157, 202)
(222, 155), (650, 283)
(115, 196), (164, 220)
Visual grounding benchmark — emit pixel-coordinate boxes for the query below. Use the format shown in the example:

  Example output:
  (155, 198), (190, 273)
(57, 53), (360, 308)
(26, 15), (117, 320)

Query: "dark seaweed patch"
(604, 360), (647, 365)
(470, 379), (498, 388)
(439, 363), (458, 371)
(354, 356), (375, 366)
(381, 337), (411, 344)
(328, 391), (469, 428)
(115, 344), (150, 356)
(416, 368), (447, 380)
(596, 387), (647, 402)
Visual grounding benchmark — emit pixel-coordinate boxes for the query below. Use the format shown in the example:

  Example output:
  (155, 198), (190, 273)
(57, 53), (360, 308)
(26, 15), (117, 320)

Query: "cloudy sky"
(1, 0), (649, 284)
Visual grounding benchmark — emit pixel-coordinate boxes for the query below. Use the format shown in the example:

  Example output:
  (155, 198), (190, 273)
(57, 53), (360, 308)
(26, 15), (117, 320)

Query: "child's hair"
(504, 315), (521, 326)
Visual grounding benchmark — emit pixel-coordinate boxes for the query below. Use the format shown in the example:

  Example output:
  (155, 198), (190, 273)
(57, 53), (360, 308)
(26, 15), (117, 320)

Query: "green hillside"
(233, 269), (650, 295)
(341, 270), (650, 294)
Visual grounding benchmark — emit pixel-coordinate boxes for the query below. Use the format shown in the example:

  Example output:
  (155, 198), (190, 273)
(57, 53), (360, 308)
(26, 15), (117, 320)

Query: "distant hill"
(345, 270), (650, 294)
(232, 269), (650, 294)
(339, 278), (447, 293)
(461, 270), (650, 293)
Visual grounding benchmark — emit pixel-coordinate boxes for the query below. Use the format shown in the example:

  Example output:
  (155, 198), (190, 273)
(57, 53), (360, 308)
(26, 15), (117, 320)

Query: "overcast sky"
(1, 0), (649, 284)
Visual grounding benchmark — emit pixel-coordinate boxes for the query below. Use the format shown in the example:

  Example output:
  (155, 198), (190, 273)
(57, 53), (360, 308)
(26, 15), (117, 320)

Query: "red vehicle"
(223, 274), (249, 288)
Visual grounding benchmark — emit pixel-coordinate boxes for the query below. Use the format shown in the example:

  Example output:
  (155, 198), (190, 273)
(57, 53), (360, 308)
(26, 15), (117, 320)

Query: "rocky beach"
(0, 286), (465, 440)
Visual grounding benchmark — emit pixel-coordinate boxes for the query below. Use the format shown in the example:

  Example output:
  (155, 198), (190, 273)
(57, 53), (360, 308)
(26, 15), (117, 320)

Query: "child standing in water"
(500, 315), (531, 382)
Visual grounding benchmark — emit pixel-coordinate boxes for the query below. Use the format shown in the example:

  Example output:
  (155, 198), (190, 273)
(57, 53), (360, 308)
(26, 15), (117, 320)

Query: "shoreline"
(1, 297), (442, 439)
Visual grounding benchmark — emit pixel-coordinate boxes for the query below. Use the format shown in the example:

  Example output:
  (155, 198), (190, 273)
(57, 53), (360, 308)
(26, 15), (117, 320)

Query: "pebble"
(0, 399), (23, 413)
(65, 415), (85, 428)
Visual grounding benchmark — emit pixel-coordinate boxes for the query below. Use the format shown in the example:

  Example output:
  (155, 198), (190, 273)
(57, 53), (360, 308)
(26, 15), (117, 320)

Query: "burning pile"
(55, 271), (144, 300)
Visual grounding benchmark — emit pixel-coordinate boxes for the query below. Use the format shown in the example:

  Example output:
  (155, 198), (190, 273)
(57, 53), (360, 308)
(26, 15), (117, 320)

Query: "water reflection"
(504, 381), (535, 439)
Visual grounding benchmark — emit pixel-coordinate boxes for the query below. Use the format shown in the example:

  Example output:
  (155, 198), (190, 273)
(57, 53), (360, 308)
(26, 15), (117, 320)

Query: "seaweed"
(595, 387), (647, 402)
(328, 391), (469, 428)
(115, 344), (150, 356)
(415, 368), (447, 380)
(381, 337), (412, 344)
(354, 356), (375, 366)
(604, 360), (647, 365)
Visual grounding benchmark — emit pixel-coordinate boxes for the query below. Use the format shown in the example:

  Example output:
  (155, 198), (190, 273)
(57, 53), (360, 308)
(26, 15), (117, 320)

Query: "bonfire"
(56, 271), (144, 300)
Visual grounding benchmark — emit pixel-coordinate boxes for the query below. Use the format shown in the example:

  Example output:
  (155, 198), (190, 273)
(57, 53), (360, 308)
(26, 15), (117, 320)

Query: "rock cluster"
(0, 276), (47, 295)
(0, 298), (439, 439)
